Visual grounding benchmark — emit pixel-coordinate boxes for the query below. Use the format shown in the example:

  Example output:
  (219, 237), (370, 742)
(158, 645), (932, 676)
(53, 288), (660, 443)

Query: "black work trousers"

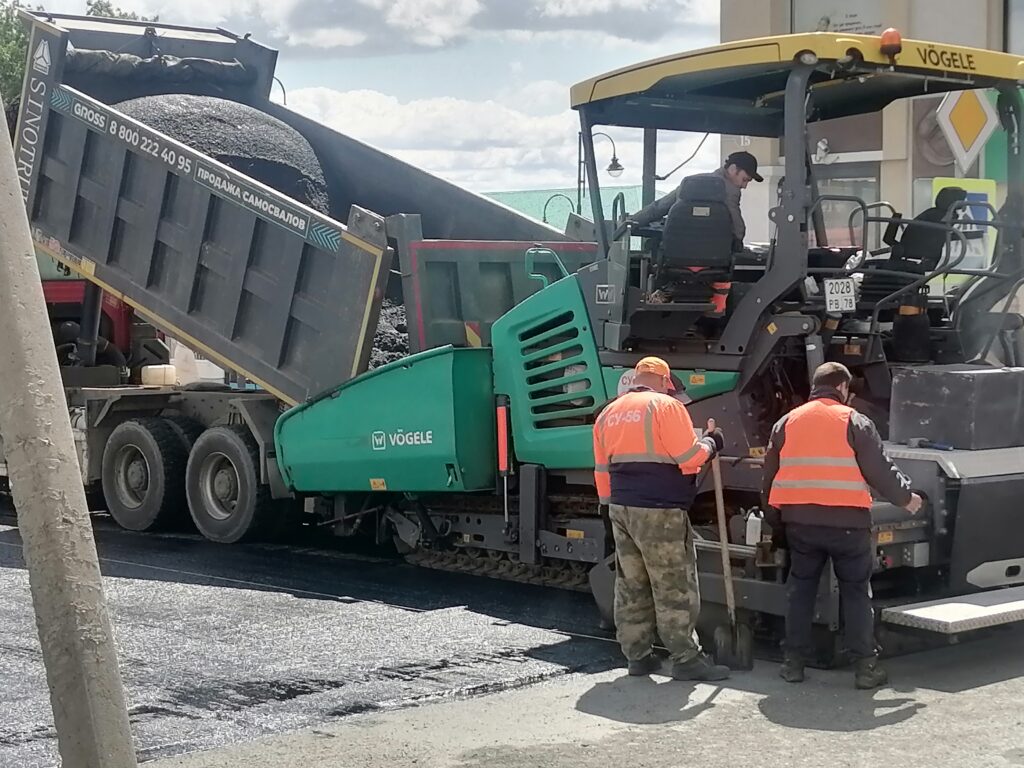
(783, 523), (875, 660)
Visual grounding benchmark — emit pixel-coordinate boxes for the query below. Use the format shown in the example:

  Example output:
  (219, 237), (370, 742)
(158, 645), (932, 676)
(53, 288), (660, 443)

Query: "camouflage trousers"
(609, 504), (701, 664)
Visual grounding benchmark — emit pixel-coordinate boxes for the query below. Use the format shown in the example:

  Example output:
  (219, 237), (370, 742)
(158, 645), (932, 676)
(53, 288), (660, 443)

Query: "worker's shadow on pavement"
(735, 625), (1024, 731)
(575, 664), (926, 730)
(755, 678), (926, 732)
(574, 669), (716, 725)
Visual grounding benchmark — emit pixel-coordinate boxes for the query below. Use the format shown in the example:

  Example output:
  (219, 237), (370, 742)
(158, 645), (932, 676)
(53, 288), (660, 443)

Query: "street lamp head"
(606, 156), (624, 178)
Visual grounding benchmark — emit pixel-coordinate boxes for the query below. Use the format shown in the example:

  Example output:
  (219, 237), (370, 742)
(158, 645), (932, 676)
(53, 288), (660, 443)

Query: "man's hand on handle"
(704, 418), (725, 455)
(905, 492), (923, 514)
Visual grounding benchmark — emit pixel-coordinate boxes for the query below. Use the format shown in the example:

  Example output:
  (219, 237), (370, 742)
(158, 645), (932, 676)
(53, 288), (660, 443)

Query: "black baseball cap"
(725, 151), (762, 182)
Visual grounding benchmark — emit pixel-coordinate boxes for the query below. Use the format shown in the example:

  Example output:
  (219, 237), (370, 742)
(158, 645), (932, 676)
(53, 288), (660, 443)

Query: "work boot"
(671, 653), (730, 681)
(627, 654), (662, 676)
(854, 656), (889, 690)
(779, 654), (805, 683)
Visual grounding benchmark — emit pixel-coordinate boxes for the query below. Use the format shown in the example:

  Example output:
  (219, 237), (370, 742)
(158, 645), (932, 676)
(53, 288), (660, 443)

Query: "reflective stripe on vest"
(768, 399), (872, 508)
(595, 390), (705, 468)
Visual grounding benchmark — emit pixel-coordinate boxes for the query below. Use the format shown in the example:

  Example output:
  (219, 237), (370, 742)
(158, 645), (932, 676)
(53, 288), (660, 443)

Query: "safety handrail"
(940, 200), (1019, 311)
(810, 209), (1009, 284)
(807, 194), (870, 261)
(941, 199), (1006, 271)
(975, 273), (1024, 364)
(864, 207), (1012, 273)
(949, 198), (1000, 222)
(612, 192), (627, 230)
(865, 218), (973, 335)
(524, 245), (569, 289)
(806, 265), (1008, 279)
(793, 195), (1018, 343)
(847, 201), (898, 248)
(797, 213), (1003, 334)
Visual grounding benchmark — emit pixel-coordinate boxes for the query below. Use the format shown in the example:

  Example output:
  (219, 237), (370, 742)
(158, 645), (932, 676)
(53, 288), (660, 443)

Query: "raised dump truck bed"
(15, 12), (570, 404)
(30, 84), (392, 405)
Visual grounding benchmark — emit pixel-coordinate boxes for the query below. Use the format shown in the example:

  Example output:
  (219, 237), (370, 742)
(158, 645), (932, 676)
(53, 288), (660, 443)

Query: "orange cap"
(634, 356), (674, 390)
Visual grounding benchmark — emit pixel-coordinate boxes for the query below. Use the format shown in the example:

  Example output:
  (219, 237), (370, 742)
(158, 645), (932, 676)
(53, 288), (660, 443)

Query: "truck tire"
(161, 414), (204, 452)
(101, 418), (188, 531)
(185, 425), (271, 543)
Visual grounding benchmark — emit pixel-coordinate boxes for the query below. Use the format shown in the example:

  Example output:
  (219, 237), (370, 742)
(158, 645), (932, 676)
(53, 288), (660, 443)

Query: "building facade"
(720, 0), (1014, 247)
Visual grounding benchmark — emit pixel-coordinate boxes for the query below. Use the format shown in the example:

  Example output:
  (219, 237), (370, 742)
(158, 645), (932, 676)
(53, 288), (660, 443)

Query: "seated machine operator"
(633, 151), (763, 252)
(634, 155), (762, 316)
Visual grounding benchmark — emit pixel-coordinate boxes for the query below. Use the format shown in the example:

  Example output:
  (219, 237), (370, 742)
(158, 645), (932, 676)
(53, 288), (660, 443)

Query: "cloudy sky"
(46, 0), (721, 192)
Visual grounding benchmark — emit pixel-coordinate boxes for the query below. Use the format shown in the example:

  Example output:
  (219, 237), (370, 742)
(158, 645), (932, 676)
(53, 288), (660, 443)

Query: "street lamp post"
(542, 193), (576, 224)
(576, 130), (625, 215)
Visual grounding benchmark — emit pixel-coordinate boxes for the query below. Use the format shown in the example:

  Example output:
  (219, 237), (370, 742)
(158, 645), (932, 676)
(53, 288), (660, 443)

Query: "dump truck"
(9, 12), (1024, 662)
(1, 10), (595, 522)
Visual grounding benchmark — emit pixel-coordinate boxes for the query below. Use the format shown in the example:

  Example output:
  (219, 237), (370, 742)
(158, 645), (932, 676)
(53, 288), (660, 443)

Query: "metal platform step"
(881, 586), (1024, 634)
(638, 301), (716, 312)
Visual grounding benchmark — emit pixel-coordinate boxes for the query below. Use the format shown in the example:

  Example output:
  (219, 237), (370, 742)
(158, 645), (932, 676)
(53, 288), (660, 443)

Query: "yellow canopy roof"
(570, 32), (1024, 135)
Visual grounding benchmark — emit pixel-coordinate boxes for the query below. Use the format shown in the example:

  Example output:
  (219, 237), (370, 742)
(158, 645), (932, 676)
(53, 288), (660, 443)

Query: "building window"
(810, 163), (882, 248)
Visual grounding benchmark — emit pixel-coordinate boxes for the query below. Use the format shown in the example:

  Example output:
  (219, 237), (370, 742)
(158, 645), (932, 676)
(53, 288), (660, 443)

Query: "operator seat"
(888, 186), (968, 271)
(859, 186), (968, 307)
(651, 173), (736, 316)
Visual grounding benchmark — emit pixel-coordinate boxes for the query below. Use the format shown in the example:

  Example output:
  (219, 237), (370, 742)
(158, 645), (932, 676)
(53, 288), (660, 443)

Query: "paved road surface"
(0, 505), (619, 768)
(7, 502), (1024, 768)
(154, 627), (1024, 768)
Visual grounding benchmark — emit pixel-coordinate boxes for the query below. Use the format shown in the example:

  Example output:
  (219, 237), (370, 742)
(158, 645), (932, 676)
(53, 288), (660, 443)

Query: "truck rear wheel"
(101, 418), (187, 531)
(185, 425), (271, 543)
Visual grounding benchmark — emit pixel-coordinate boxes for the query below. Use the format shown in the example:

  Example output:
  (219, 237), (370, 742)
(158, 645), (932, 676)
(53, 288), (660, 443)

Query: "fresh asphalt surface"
(0, 500), (620, 768)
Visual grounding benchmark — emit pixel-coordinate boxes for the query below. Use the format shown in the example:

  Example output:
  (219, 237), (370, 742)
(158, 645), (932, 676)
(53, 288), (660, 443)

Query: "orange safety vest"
(768, 398), (873, 509)
(592, 388), (711, 505)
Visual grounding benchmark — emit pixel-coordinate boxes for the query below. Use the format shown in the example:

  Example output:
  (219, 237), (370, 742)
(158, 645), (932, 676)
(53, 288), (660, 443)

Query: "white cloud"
(287, 86), (575, 152)
(499, 79), (570, 115)
(283, 84), (719, 193)
(64, 0), (720, 198)
(541, 0), (665, 17)
(686, 0), (719, 26)
(98, 0), (715, 54)
(379, 0), (483, 46)
(295, 27), (369, 49)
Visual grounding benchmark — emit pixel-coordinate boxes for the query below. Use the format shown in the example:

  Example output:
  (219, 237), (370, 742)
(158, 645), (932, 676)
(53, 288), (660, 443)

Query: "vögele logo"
(370, 429), (435, 451)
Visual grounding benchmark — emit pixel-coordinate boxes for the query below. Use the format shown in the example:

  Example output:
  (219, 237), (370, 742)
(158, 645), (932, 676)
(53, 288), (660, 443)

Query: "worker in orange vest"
(763, 362), (923, 689)
(593, 356), (729, 681)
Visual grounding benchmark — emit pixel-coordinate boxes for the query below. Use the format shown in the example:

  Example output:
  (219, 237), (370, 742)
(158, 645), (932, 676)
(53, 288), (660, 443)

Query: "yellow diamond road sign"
(936, 89), (1000, 173)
